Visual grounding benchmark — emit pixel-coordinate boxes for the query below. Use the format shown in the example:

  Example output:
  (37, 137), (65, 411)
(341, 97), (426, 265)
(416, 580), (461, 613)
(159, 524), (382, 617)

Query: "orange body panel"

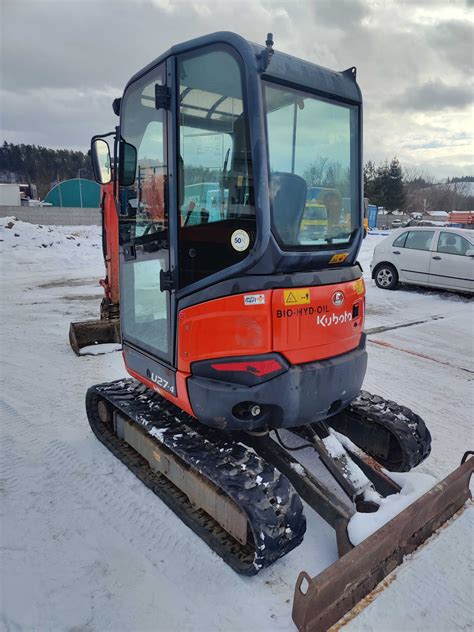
(178, 279), (365, 372)
(125, 279), (365, 422)
(272, 280), (365, 363)
(178, 291), (273, 373)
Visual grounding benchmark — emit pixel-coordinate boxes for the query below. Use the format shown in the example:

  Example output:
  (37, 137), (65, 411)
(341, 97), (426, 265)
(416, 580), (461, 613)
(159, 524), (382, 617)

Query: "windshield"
(264, 82), (359, 250)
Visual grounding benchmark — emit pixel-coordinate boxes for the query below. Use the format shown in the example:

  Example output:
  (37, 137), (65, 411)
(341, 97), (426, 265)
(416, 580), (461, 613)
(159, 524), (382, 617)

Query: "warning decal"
(353, 279), (364, 295)
(284, 288), (311, 306)
(329, 253), (349, 264)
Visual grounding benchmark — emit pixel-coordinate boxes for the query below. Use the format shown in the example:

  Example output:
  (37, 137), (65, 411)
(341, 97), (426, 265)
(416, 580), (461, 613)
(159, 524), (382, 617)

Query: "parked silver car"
(370, 227), (474, 294)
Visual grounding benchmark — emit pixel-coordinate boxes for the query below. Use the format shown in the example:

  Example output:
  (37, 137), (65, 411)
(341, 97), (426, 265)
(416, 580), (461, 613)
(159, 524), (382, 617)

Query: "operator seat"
(271, 172), (307, 245)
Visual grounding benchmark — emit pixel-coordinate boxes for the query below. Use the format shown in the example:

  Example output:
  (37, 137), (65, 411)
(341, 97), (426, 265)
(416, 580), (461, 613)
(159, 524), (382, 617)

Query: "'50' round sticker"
(231, 229), (250, 252)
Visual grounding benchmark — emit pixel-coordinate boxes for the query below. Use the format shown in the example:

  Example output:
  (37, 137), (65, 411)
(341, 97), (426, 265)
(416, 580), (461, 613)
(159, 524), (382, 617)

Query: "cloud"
(0, 0), (473, 178)
(311, 0), (370, 29)
(427, 20), (474, 74)
(390, 80), (473, 111)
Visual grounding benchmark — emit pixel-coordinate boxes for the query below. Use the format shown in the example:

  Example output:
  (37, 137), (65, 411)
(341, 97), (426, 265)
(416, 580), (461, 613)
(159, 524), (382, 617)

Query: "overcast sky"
(1, 0), (472, 180)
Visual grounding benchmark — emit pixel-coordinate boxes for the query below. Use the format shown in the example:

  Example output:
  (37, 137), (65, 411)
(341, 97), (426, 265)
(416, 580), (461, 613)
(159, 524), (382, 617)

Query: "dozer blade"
(69, 319), (120, 355)
(292, 456), (473, 632)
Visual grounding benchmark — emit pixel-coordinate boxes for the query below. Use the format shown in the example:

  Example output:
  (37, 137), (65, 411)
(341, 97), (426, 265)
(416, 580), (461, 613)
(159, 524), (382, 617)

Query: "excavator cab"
(92, 32), (366, 426)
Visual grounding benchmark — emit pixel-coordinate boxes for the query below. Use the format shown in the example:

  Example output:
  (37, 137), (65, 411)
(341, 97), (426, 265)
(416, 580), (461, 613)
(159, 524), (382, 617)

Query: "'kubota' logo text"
(316, 312), (352, 327)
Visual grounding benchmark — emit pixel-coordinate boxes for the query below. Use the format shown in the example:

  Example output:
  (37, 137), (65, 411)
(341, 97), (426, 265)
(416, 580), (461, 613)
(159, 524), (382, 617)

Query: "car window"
(392, 232), (408, 247)
(405, 230), (435, 251)
(437, 232), (472, 256)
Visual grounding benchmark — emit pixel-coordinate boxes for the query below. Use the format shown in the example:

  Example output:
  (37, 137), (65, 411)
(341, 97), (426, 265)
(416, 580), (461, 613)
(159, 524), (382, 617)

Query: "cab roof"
(125, 31), (362, 105)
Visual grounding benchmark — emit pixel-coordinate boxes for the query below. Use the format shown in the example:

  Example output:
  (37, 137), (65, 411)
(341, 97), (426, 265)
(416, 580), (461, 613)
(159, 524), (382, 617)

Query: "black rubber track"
(86, 379), (306, 576)
(329, 390), (432, 472)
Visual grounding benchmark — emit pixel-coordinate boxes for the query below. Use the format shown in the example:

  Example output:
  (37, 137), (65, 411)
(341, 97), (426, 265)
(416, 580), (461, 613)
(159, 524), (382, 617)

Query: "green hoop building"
(43, 178), (100, 207)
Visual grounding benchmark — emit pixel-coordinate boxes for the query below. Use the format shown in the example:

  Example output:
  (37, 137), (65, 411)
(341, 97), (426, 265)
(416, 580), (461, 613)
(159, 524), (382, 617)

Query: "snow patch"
(1, 219), (472, 631)
(289, 462), (306, 476)
(324, 432), (376, 495)
(149, 427), (166, 441)
(322, 434), (346, 458)
(348, 471), (437, 545)
(79, 343), (122, 356)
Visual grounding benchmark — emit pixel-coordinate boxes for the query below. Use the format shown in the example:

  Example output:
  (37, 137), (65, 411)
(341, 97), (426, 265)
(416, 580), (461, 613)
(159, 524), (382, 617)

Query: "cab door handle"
(392, 250), (400, 255)
(432, 256), (442, 260)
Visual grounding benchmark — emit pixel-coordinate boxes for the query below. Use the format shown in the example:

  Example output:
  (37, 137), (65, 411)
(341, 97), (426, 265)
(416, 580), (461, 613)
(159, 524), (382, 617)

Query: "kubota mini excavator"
(69, 180), (121, 354)
(85, 32), (473, 631)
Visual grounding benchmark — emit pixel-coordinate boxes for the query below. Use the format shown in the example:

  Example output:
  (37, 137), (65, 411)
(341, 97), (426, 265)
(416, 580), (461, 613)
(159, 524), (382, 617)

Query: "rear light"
(211, 359), (282, 377)
(192, 353), (288, 386)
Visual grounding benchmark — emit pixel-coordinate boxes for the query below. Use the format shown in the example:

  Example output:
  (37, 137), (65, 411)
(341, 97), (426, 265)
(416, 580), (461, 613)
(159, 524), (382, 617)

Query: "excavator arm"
(69, 181), (121, 354)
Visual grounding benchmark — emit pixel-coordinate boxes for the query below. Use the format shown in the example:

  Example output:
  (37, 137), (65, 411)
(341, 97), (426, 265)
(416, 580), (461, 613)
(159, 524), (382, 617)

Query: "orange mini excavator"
(85, 32), (473, 631)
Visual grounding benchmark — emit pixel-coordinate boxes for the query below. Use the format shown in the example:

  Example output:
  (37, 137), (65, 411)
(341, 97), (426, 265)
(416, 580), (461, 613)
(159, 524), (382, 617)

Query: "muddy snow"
(1, 219), (473, 631)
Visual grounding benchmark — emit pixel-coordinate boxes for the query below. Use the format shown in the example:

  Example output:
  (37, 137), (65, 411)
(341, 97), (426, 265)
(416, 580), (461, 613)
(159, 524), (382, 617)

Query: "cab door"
(118, 61), (177, 394)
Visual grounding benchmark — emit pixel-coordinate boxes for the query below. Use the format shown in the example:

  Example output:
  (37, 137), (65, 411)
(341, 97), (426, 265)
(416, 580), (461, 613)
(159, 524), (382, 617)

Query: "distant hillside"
(0, 142), (91, 198)
(404, 180), (474, 214)
(440, 181), (474, 196)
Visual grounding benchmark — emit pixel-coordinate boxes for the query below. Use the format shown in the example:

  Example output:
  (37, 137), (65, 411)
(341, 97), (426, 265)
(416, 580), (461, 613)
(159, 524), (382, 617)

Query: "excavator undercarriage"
(86, 378), (472, 630)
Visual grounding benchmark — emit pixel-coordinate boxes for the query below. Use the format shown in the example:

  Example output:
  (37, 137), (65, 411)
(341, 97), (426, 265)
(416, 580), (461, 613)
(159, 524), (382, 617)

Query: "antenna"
(261, 32), (274, 71)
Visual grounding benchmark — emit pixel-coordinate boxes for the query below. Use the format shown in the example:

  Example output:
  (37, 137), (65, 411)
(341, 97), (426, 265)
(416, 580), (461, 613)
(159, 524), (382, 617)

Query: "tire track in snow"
(0, 402), (284, 630)
(0, 400), (35, 496)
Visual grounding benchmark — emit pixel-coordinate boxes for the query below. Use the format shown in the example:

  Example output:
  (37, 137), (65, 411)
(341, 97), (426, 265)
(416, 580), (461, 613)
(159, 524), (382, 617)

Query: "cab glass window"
(392, 232), (408, 247)
(437, 232), (472, 256)
(119, 64), (170, 358)
(405, 230), (434, 251)
(178, 47), (256, 287)
(119, 66), (168, 245)
(264, 82), (359, 250)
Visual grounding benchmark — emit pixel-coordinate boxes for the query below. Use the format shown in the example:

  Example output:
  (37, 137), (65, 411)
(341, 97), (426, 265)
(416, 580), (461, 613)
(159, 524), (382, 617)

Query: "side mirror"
(465, 249), (474, 257)
(119, 141), (137, 187)
(90, 138), (112, 184)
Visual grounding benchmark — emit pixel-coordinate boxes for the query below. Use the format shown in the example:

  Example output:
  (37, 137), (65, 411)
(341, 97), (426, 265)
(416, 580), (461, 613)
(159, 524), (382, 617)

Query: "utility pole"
(57, 175), (63, 208)
(77, 169), (84, 208)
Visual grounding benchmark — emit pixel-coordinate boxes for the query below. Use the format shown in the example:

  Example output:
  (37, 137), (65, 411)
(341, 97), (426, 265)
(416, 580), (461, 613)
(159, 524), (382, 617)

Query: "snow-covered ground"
(0, 220), (473, 631)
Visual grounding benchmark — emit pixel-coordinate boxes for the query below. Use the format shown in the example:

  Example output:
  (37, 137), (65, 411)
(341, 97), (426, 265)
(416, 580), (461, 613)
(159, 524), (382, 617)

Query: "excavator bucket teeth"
(292, 457), (473, 632)
(69, 319), (120, 355)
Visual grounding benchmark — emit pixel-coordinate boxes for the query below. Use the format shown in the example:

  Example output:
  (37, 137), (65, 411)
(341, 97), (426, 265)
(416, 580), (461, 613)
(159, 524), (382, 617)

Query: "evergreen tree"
(363, 160), (377, 200)
(363, 158), (405, 212)
(0, 141), (91, 198)
(385, 158), (405, 212)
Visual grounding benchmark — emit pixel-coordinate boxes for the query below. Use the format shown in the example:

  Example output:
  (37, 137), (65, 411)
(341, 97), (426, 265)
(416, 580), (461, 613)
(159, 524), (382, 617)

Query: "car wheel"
(375, 263), (398, 290)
